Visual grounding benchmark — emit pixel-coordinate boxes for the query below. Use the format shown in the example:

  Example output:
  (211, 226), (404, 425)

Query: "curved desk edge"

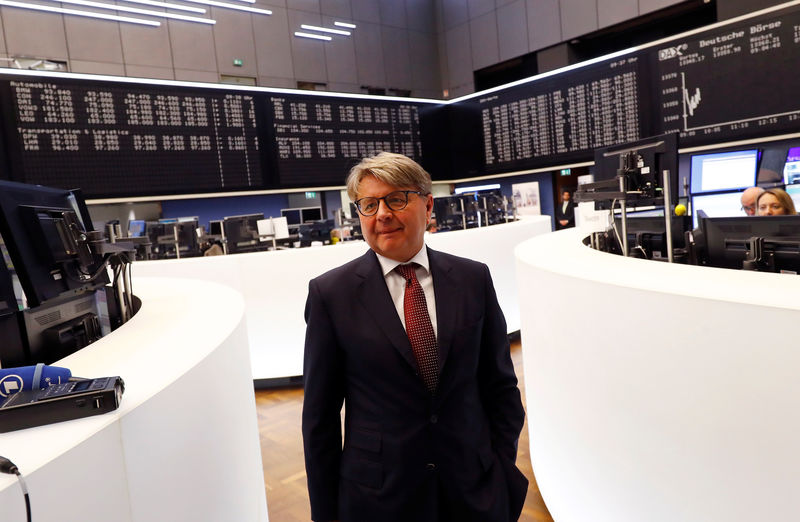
(515, 229), (800, 522)
(0, 278), (268, 522)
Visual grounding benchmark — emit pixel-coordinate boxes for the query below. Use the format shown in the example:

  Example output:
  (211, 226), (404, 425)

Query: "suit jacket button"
(430, 414), (438, 424)
(426, 463), (436, 471)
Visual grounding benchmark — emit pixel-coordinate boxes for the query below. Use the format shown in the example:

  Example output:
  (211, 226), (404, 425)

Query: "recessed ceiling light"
(300, 24), (350, 36)
(0, 0), (160, 25)
(294, 31), (332, 41)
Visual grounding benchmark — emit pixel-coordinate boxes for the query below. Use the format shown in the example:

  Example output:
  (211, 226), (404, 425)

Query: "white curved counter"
(516, 229), (800, 522)
(133, 216), (551, 381)
(0, 278), (268, 522)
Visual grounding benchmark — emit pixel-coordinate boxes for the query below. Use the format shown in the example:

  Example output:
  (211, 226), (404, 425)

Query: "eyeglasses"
(354, 190), (425, 216)
(741, 205), (755, 213)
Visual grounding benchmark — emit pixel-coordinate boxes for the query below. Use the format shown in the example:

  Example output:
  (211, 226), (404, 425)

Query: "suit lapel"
(428, 248), (460, 375)
(354, 250), (419, 372)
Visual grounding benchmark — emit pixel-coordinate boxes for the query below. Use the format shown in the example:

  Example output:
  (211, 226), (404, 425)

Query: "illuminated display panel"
(266, 92), (431, 187)
(473, 54), (650, 173)
(0, 74), (268, 198)
(654, 3), (800, 146)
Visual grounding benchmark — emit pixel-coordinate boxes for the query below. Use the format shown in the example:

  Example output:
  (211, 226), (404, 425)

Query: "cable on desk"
(0, 455), (32, 522)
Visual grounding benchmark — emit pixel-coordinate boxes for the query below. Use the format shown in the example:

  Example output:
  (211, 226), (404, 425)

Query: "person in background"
(740, 186), (765, 216)
(554, 189), (575, 229)
(756, 188), (797, 216)
(202, 239), (224, 256)
(302, 152), (527, 522)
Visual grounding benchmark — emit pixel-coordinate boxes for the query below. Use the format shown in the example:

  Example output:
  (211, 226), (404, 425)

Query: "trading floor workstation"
(4, 1), (800, 521)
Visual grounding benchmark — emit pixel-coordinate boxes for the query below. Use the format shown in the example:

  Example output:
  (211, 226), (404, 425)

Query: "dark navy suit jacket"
(302, 247), (527, 522)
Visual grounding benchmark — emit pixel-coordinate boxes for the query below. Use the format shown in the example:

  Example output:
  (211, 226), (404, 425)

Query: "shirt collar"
(376, 245), (430, 277)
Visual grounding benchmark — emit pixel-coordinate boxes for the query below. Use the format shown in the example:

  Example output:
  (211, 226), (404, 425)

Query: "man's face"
(741, 192), (758, 216)
(562, 192), (570, 202)
(356, 175), (433, 262)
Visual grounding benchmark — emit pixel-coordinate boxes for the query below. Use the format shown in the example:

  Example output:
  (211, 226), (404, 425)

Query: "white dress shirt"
(375, 246), (438, 340)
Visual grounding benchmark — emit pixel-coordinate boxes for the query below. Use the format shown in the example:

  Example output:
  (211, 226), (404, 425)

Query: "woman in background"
(756, 188), (797, 216)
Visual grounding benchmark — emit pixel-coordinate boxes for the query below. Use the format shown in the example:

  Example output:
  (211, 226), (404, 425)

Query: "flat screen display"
(691, 191), (746, 228)
(0, 75), (267, 198)
(128, 219), (145, 237)
(784, 184), (800, 211)
(301, 207), (322, 222)
(690, 149), (759, 195)
(783, 146), (800, 185)
(281, 208), (302, 226)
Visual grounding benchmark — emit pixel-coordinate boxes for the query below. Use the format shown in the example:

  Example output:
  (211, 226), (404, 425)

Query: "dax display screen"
(0, 76), (266, 197)
(653, 3), (800, 146)
(267, 93), (429, 187)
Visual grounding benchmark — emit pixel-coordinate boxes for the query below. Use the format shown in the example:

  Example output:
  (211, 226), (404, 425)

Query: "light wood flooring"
(255, 340), (554, 521)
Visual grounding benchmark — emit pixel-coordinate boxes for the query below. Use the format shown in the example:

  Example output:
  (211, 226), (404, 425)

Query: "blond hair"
(757, 188), (797, 215)
(345, 152), (432, 202)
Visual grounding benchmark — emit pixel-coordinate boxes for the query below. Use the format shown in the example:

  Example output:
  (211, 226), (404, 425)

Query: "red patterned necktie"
(396, 264), (439, 394)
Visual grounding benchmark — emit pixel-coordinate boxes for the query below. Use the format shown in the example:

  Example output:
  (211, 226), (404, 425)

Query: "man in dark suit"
(555, 189), (575, 229)
(302, 152), (527, 522)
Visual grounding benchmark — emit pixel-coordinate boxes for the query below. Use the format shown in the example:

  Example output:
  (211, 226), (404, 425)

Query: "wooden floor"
(255, 340), (554, 521)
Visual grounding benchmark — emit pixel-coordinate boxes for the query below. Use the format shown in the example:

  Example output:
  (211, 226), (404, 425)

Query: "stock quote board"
(475, 53), (650, 174)
(653, 2), (800, 147)
(265, 92), (432, 187)
(0, 75), (268, 198)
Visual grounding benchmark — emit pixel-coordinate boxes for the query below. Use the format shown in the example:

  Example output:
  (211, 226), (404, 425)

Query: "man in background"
(740, 186), (764, 216)
(555, 189), (575, 229)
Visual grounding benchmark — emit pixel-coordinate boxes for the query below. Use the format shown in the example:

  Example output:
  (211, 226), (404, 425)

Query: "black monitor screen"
(222, 213), (264, 254)
(281, 208), (302, 226)
(697, 214), (800, 271)
(301, 207), (322, 222)
(0, 180), (109, 307)
(209, 220), (222, 236)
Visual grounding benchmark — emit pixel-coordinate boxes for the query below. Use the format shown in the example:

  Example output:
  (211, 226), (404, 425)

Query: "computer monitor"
(783, 146), (800, 185)
(281, 208), (302, 226)
(433, 196), (465, 231)
(786, 184), (800, 211)
(222, 213), (264, 254)
(128, 219), (146, 238)
(591, 132), (679, 208)
(694, 214), (800, 272)
(0, 180), (109, 308)
(690, 149), (759, 194)
(209, 220), (223, 236)
(612, 214), (690, 259)
(301, 207), (323, 223)
(691, 191), (747, 228)
(175, 219), (199, 256)
(298, 219), (335, 246)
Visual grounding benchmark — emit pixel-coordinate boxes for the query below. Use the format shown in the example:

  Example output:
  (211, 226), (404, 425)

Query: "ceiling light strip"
(294, 31), (331, 41)
(118, 0), (206, 14)
(0, 0), (161, 25)
(334, 21), (356, 28)
(175, 0), (270, 14)
(300, 24), (350, 36)
(48, 0), (216, 23)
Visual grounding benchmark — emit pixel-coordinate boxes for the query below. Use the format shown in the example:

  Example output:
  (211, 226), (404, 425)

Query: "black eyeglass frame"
(354, 190), (427, 216)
